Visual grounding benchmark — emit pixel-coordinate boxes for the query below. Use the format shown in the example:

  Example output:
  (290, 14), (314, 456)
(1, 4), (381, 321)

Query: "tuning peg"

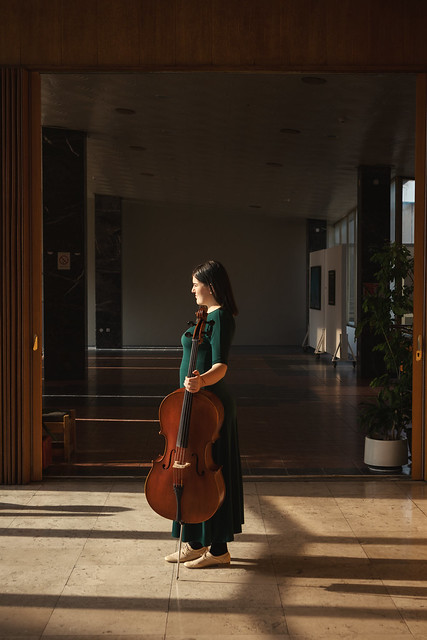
(205, 320), (215, 337)
(185, 331), (193, 338)
(187, 320), (196, 327)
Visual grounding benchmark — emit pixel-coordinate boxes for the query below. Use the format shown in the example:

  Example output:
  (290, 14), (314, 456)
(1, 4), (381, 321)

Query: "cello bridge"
(172, 461), (191, 469)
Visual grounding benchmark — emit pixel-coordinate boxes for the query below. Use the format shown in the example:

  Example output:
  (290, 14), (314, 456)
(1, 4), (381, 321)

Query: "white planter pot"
(364, 436), (408, 471)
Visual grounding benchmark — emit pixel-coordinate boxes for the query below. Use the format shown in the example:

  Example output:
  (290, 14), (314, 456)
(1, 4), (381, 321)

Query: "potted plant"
(356, 242), (414, 471)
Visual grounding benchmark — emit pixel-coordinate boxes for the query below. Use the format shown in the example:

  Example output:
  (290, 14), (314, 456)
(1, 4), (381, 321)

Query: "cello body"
(145, 387), (225, 523)
(144, 307), (226, 525)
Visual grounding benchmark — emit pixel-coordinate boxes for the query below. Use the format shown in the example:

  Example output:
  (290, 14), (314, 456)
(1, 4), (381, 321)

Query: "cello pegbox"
(205, 320), (215, 337)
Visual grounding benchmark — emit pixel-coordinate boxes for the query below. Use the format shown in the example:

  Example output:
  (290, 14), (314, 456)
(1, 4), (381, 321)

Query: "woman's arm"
(184, 363), (227, 393)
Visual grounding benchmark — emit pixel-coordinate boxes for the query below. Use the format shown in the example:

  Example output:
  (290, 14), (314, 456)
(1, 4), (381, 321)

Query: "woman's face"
(192, 276), (214, 307)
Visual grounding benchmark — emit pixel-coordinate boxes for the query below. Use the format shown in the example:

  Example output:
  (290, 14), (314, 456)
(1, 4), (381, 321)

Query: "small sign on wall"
(57, 252), (71, 270)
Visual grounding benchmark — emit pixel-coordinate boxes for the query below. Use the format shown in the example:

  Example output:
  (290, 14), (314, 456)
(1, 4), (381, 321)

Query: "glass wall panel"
(331, 210), (356, 326)
(402, 179), (415, 245)
(346, 212), (356, 325)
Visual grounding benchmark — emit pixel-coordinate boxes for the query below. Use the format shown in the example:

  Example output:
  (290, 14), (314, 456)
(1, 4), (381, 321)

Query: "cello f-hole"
(192, 452), (205, 477)
(162, 448), (176, 470)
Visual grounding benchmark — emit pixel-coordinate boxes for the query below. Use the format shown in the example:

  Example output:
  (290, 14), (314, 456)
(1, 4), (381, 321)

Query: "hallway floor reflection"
(43, 346), (383, 477)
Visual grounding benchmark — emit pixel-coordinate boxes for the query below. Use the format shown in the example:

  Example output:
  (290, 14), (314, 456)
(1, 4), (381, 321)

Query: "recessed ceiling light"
(301, 76), (327, 85)
(280, 128), (301, 135)
(266, 162), (283, 167)
(115, 108), (136, 115)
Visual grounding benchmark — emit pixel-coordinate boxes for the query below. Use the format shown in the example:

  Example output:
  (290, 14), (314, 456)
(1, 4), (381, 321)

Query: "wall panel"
(211, 1), (266, 66)
(0, 69), (42, 484)
(324, 0), (371, 67)
(139, 0), (176, 65)
(175, 0), (213, 65)
(1, 0), (427, 70)
(0, 1), (21, 64)
(61, 0), (99, 66)
(403, 4), (427, 65)
(121, 201), (306, 346)
(97, 0), (141, 67)
(20, 0), (62, 67)
(366, 1), (405, 67)
(281, 0), (328, 68)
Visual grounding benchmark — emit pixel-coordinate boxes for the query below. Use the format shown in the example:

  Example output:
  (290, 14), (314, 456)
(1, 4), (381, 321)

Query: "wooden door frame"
(29, 71), (43, 481)
(412, 74), (427, 480)
(0, 69), (42, 483)
(24, 68), (427, 481)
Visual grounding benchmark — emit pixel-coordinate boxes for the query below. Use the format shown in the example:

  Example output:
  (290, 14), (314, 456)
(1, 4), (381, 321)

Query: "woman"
(165, 260), (244, 568)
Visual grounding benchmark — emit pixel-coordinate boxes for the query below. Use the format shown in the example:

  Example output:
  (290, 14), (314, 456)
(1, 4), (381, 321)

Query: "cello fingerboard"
(176, 390), (193, 448)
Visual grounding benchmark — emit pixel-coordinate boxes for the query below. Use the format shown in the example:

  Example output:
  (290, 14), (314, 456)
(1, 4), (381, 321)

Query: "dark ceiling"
(41, 72), (416, 223)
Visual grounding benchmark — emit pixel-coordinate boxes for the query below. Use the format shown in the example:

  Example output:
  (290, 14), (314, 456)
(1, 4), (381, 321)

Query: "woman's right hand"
(184, 370), (203, 393)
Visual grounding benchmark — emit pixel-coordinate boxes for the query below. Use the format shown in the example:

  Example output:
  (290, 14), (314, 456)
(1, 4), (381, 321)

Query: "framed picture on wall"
(328, 270), (336, 305)
(310, 265), (321, 310)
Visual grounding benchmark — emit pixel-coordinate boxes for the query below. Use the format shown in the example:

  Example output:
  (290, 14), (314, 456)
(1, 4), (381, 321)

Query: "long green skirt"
(171, 385), (244, 546)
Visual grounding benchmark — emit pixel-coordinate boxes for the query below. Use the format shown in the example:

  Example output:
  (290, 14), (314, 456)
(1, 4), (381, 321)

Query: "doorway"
(40, 72), (416, 476)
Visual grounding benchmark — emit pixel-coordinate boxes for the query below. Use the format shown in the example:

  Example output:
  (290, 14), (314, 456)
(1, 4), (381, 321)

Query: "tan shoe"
(184, 550), (231, 568)
(165, 542), (207, 563)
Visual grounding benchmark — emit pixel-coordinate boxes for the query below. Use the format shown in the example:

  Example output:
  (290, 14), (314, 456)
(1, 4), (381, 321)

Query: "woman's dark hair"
(192, 260), (238, 316)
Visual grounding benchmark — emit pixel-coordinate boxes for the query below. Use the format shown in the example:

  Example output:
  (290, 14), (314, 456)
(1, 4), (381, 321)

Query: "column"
(43, 127), (87, 380)
(356, 165), (391, 379)
(95, 194), (122, 348)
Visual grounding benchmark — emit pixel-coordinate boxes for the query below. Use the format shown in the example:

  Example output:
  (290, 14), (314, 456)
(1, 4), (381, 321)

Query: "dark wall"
(357, 165), (391, 378)
(43, 127), (87, 380)
(95, 195), (122, 348)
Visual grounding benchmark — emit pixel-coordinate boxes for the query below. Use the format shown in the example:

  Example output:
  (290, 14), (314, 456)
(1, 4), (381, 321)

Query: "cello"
(144, 307), (225, 572)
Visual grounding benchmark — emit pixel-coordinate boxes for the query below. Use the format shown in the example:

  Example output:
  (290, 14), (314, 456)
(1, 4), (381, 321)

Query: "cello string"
(178, 318), (200, 477)
(174, 312), (206, 502)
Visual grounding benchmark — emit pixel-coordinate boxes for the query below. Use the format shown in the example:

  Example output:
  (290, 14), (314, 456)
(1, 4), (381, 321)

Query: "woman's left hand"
(184, 370), (202, 394)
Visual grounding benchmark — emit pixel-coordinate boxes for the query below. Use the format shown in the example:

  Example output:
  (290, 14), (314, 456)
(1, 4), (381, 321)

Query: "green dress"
(171, 307), (244, 546)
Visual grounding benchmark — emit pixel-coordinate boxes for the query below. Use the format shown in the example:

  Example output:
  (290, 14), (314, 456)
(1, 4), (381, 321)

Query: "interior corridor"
(42, 347), (381, 478)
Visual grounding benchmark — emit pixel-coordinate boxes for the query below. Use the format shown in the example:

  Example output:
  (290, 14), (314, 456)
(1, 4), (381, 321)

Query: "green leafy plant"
(356, 242), (414, 440)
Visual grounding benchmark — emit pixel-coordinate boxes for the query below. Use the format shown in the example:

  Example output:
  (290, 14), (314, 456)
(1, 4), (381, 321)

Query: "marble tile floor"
(1, 476), (427, 639)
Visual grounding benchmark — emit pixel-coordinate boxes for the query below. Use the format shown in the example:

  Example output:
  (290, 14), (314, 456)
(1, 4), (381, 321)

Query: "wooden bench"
(42, 409), (76, 463)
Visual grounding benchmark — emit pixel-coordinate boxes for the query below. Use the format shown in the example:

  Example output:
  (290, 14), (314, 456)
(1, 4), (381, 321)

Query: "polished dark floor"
(43, 346), (381, 478)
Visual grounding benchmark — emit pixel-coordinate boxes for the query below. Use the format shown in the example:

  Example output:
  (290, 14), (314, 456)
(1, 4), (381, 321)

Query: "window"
(402, 179), (415, 245)
(330, 210), (356, 325)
